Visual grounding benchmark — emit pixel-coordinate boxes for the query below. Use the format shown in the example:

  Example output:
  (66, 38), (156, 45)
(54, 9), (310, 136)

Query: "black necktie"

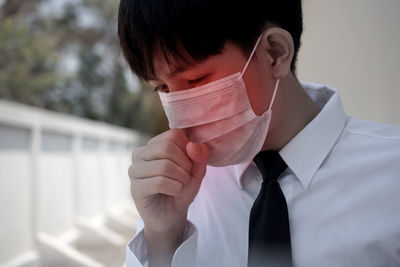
(247, 150), (292, 267)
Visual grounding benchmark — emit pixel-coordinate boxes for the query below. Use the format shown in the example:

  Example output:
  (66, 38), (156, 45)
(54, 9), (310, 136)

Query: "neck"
(261, 72), (321, 151)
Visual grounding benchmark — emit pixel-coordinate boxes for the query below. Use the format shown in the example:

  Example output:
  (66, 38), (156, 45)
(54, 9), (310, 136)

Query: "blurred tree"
(1, 0), (39, 17)
(0, 16), (60, 106)
(0, 0), (168, 135)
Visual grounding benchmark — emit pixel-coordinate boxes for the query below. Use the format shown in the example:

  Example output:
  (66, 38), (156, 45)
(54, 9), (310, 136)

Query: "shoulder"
(343, 116), (400, 143)
(331, 116), (400, 174)
(338, 117), (400, 156)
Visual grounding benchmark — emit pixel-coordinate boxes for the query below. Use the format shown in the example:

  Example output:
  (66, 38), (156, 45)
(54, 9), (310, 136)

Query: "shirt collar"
(233, 82), (347, 189)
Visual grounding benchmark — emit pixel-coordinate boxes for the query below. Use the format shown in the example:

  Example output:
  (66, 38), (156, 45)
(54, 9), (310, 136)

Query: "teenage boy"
(118, 0), (400, 266)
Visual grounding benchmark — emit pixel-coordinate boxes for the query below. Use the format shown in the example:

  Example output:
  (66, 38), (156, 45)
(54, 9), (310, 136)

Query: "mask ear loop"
(267, 79), (280, 111)
(239, 33), (280, 112)
(239, 34), (263, 79)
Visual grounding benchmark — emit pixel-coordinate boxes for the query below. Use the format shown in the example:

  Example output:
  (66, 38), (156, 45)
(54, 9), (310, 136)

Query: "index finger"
(148, 128), (189, 152)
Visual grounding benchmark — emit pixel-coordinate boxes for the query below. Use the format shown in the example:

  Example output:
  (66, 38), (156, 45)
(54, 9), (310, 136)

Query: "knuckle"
(183, 169), (191, 180)
(175, 182), (183, 193)
(169, 128), (185, 141)
(159, 159), (172, 174)
(183, 159), (193, 173)
(161, 141), (175, 154)
(131, 146), (142, 162)
(147, 137), (156, 145)
(147, 131), (167, 144)
(128, 164), (137, 179)
(169, 128), (181, 137)
(157, 159), (190, 184)
(154, 176), (168, 191)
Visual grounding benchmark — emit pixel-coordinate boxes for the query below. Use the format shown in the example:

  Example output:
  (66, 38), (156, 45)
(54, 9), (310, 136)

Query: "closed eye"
(153, 85), (169, 93)
(188, 74), (209, 85)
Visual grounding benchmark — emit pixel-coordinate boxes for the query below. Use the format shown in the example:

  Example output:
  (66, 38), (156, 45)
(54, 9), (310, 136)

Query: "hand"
(128, 128), (209, 266)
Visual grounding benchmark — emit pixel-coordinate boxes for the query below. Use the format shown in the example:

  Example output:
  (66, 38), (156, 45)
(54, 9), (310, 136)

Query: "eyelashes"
(153, 85), (168, 93)
(188, 75), (208, 84)
(153, 74), (210, 93)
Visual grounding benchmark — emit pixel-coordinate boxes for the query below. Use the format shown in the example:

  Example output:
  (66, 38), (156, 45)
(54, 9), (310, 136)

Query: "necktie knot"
(253, 150), (287, 181)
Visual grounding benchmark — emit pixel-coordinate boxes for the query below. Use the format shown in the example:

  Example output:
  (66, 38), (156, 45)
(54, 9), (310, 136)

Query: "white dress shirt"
(127, 82), (400, 267)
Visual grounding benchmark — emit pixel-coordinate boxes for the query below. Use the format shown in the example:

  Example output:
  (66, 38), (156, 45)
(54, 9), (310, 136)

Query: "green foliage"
(0, 17), (61, 105)
(0, 0), (168, 135)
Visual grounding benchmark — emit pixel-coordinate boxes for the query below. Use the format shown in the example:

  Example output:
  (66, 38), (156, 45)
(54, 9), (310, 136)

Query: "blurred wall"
(298, 0), (400, 125)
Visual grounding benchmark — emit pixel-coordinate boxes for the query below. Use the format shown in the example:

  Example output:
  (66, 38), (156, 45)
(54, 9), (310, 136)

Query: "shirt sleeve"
(126, 218), (198, 267)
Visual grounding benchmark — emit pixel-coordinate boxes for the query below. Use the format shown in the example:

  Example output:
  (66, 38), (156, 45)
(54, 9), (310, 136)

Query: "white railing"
(0, 99), (144, 267)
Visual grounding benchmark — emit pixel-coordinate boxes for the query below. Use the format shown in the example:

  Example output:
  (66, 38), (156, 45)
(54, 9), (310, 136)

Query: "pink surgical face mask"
(159, 34), (280, 166)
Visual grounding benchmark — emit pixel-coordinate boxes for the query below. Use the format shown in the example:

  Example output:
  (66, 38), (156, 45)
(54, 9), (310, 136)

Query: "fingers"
(131, 176), (183, 198)
(148, 128), (189, 151)
(177, 142), (209, 202)
(128, 129), (209, 203)
(186, 142), (209, 164)
(129, 159), (191, 185)
(186, 142), (210, 180)
(132, 140), (192, 174)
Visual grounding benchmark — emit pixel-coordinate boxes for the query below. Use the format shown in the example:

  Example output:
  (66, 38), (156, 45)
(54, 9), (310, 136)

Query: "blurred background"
(0, 0), (167, 135)
(0, 0), (167, 266)
(299, 0), (400, 126)
(0, 0), (399, 266)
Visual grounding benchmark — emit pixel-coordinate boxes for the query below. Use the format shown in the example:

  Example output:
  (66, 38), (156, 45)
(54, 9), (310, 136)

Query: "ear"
(260, 27), (294, 79)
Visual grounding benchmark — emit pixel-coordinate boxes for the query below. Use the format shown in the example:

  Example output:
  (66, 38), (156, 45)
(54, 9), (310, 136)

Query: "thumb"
(186, 142), (210, 180)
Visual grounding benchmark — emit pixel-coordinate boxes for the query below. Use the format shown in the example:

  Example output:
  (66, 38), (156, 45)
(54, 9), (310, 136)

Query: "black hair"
(118, 0), (303, 81)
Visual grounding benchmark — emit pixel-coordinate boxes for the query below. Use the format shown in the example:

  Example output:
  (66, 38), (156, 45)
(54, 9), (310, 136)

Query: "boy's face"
(149, 41), (276, 117)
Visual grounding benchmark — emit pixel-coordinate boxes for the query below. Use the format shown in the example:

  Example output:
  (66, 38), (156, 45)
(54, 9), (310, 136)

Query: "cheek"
(244, 67), (274, 116)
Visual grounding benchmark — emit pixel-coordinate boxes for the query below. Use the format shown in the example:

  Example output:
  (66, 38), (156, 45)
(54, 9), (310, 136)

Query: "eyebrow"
(150, 62), (193, 82)
(167, 65), (188, 79)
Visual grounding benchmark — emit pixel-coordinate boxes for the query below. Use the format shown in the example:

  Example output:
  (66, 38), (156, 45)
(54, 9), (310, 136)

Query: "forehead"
(150, 42), (247, 81)
(150, 44), (199, 81)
